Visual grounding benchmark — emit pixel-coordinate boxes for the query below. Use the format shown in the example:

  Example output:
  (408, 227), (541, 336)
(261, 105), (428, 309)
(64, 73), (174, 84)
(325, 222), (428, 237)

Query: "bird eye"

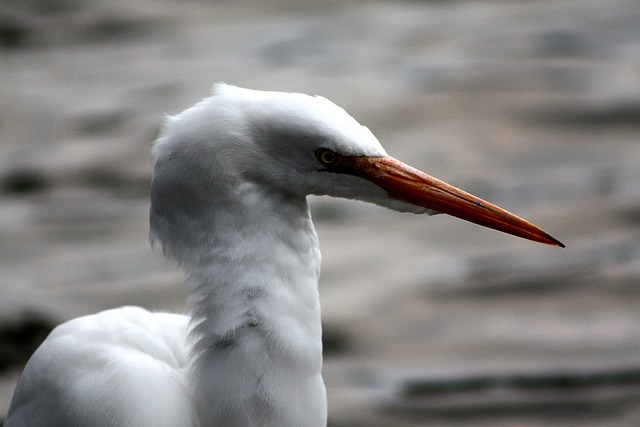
(317, 149), (337, 166)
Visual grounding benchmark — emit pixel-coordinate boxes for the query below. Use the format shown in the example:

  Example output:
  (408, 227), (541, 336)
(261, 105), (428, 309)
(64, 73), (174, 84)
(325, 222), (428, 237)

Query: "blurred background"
(1, 0), (640, 425)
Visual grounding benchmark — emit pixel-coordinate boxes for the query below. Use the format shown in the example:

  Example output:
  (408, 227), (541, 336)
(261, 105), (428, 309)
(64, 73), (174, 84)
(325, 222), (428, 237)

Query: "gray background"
(1, 0), (640, 425)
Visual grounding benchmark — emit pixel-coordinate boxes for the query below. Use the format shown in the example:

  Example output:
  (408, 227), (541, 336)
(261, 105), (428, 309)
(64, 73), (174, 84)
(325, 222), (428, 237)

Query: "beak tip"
(534, 230), (565, 248)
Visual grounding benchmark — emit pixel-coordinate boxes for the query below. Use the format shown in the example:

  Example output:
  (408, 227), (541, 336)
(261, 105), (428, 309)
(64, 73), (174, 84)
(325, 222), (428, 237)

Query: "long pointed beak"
(346, 156), (564, 247)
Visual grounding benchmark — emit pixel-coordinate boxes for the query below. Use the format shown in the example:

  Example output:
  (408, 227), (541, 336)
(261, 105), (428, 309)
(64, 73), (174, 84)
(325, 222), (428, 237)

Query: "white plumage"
(6, 84), (562, 427)
(7, 307), (194, 426)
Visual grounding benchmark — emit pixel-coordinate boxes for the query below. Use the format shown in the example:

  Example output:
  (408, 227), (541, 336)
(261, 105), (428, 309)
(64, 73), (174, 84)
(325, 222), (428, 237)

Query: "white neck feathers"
(150, 172), (326, 426)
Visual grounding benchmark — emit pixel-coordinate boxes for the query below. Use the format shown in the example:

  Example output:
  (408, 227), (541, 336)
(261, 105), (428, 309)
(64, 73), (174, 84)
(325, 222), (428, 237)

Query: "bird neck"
(178, 188), (326, 427)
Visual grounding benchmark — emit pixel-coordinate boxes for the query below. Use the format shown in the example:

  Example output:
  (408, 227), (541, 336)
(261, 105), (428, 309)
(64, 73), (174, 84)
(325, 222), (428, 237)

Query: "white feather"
(6, 84), (418, 427)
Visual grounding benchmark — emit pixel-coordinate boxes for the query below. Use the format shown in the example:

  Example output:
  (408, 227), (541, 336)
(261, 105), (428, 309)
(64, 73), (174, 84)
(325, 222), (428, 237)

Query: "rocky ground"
(1, 0), (640, 425)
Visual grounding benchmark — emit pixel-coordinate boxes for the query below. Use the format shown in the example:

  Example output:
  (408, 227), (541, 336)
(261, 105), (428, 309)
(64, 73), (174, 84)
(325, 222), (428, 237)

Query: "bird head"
(152, 84), (563, 248)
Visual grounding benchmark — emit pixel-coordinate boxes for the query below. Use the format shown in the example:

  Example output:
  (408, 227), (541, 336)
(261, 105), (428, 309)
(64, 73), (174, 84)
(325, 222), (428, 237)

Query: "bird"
(5, 84), (564, 427)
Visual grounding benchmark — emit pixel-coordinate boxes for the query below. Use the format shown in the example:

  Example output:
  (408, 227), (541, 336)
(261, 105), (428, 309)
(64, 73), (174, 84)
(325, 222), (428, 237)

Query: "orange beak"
(346, 156), (564, 247)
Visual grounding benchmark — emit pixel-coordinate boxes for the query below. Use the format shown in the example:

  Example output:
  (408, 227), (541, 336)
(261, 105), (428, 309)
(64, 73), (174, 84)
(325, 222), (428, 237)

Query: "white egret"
(5, 84), (563, 427)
